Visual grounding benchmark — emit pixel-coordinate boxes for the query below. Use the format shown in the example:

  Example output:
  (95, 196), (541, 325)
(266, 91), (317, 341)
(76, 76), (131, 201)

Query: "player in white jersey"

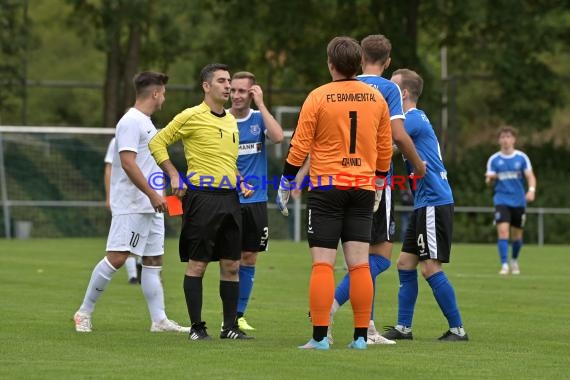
(104, 137), (140, 284)
(229, 71), (283, 331)
(74, 71), (189, 334)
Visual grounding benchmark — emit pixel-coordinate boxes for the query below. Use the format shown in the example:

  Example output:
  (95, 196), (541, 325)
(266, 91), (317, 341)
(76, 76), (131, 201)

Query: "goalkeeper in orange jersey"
(276, 36), (392, 350)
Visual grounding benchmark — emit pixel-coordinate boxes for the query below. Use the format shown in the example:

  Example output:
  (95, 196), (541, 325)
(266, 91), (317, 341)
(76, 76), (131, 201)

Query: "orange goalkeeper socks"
(349, 263), (373, 328)
(309, 262), (335, 327)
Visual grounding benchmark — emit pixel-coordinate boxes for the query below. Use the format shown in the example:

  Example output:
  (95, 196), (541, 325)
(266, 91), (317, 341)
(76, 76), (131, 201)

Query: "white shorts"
(106, 213), (164, 257)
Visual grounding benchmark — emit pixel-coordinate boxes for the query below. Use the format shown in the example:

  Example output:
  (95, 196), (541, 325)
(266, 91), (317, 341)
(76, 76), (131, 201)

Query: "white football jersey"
(104, 137), (116, 164)
(110, 108), (162, 215)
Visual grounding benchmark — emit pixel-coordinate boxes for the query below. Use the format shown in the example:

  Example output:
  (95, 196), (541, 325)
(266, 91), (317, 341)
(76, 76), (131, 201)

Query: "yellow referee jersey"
(149, 102), (239, 188)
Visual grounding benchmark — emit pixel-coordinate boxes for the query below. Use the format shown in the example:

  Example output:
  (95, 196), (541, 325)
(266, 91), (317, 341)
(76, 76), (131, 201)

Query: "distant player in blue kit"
(229, 71), (284, 331)
(328, 34), (425, 345)
(382, 68), (469, 341)
(485, 126), (536, 275)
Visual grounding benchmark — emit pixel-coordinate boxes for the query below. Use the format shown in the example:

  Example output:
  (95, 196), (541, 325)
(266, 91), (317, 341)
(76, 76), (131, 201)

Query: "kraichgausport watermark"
(148, 172), (422, 191)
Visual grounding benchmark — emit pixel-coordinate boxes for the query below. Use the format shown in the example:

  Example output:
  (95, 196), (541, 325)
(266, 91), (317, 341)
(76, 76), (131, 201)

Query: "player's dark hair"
(361, 34), (392, 65)
(498, 126), (518, 138)
(393, 68), (423, 102)
(327, 36), (362, 78)
(200, 63), (230, 86)
(133, 71), (169, 98)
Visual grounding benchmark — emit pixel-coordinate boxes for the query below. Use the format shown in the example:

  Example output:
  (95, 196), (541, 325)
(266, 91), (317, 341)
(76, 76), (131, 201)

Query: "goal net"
(0, 108), (302, 239)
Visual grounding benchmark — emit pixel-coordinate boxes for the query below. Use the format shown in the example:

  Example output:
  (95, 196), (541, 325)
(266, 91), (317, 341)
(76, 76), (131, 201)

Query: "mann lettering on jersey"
(236, 109), (269, 203)
(238, 142), (262, 156)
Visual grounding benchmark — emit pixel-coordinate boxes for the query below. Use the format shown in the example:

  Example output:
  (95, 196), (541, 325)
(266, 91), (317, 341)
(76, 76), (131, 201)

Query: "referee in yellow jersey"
(149, 63), (252, 341)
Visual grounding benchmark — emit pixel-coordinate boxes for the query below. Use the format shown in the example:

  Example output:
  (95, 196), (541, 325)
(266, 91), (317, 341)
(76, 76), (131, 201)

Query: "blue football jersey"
(357, 74), (405, 183)
(486, 150), (532, 207)
(236, 109), (268, 203)
(403, 108), (453, 208)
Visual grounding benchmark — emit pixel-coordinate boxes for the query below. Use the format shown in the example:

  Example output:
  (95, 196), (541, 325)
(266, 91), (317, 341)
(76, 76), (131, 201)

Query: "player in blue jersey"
(229, 71), (284, 331)
(485, 126), (536, 275)
(381, 68), (468, 341)
(327, 34), (426, 345)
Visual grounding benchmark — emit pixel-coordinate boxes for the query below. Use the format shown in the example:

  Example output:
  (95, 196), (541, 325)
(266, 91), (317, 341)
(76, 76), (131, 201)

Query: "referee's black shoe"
(220, 325), (254, 340)
(189, 321), (212, 340)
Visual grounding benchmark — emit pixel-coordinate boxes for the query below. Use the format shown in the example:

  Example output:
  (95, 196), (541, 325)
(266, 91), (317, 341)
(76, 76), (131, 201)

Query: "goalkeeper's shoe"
(438, 328), (469, 341)
(220, 325), (254, 340)
(298, 337), (330, 350)
(151, 318), (190, 333)
(237, 316), (255, 331)
(347, 336), (367, 350)
(73, 311), (92, 332)
(326, 325), (334, 345)
(382, 325), (413, 340)
(188, 321), (212, 340)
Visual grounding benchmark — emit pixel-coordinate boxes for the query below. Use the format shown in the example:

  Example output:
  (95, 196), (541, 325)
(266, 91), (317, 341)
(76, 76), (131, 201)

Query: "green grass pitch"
(1, 239), (569, 379)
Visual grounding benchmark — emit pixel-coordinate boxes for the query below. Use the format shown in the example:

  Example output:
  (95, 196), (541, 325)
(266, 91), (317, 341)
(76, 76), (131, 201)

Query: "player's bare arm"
(157, 159), (187, 198)
(120, 151), (167, 212)
(485, 173), (497, 186)
(525, 169), (536, 202)
(104, 163), (111, 210)
(291, 156), (310, 200)
(391, 119), (426, 177)
(238, 169), (254, 198)
(250, 85), (284, 144)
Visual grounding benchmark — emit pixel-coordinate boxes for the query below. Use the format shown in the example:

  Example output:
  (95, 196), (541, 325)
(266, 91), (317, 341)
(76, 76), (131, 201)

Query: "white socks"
(450, 326), (466, 336)
(125, 256), (137, 279)
(141, 265), (167, 323)
(79, 257), (117, 314)
(395, 324), (412, 334)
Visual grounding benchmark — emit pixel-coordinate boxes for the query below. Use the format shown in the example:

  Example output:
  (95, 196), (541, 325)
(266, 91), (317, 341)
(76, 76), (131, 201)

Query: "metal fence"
(1, 124), (569, 245)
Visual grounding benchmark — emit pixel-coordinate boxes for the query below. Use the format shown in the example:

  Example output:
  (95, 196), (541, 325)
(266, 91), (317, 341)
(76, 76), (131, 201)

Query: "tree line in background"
(1, 0), (569, 148)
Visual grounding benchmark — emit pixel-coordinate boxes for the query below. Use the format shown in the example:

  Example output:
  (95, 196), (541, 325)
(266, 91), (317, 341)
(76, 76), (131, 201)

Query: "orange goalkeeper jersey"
(287, 79), (392, 190)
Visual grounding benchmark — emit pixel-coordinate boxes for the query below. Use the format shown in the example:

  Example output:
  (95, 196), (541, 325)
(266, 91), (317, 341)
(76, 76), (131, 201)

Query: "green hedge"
(3, 138), (569, 244)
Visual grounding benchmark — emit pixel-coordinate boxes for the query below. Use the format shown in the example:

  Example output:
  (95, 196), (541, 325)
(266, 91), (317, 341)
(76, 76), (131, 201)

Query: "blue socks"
(369, 255), (391, 320)
(334, 254), (391, 307)
(397, 269), (418, 327)
(512, 239), (523, 260)
(237, 266), (255, 315)
(427, 271), (462, 328)
(498, 239), (509, 264)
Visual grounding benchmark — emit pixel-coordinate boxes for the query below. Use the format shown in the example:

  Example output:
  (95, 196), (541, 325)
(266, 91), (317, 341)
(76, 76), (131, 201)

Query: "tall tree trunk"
(121, 23), (142, 112)
(103, 32), (121, 128)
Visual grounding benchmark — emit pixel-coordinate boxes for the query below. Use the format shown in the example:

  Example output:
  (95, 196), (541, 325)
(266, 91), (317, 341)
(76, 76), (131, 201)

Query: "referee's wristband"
(528, 187), (536, 192)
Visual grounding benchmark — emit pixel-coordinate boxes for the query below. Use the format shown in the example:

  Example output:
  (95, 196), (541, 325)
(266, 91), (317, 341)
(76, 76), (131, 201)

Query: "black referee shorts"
(179, 189), (242, 262)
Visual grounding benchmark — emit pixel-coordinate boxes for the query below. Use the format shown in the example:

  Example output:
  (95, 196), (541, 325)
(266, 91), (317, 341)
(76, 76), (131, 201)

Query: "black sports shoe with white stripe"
(189, 321), (212, 340)
(438, 329), (469, 341)
(220, 325), (254, 340)
(382, 326), (413, 340)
